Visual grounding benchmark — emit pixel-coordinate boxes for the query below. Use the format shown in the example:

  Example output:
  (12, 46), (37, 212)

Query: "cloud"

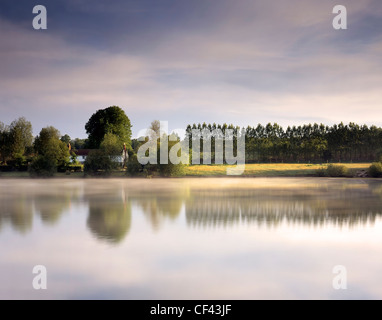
(0, 0), (382, 137)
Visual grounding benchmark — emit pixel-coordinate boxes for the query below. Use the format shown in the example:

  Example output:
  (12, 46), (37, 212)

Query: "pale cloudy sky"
(0, 0), (381, 138)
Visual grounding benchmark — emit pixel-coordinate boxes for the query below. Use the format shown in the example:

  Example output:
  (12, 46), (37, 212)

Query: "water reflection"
(34, 187), (80, 225)
(84, 185), (131, 244)
(1, 179), (382, 244)
(0, 193), (33, 233)
(185, 187), (382, 228)
(134, 190), (184, 230)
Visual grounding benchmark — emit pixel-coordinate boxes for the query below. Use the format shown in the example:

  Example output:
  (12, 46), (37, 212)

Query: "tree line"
(0, 106), (176, 176)
(186, 122), (382, 163)
(0, 106), (133, 176)
(2, 106), (382, 177)
(0, 118), (75, 176)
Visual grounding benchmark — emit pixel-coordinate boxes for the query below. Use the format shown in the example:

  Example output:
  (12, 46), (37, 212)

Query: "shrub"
(29, 155), (56, 177)
(158, 162), (185, 177)
(127, 153), (142, 176)
(68, 165), (83, 172)
(369, 162), (382, 177)
(326, 164), (349, 177)
(0, 165), (12, 172)
(70, 151), (79, 165)
(84, 150), (116, 176)
(315, 167), (327, 177)
(57, 166), (68, 173)
(13, 153), (27, 168)
(157, 137), (185, 177)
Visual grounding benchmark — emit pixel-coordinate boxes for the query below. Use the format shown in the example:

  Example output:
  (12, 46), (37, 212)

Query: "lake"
(1, 177), (382, 300)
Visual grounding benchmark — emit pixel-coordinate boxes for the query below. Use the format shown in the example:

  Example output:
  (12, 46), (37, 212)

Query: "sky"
(0, 0), (381, 139)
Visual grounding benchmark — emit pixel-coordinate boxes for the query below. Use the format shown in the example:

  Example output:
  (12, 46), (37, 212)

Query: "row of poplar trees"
(186, 122), (382, 163)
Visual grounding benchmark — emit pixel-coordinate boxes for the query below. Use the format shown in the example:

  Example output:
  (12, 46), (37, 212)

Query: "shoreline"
(0, 163), (374, 179)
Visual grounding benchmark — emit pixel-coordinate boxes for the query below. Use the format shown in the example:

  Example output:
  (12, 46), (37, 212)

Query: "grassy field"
(0, 163), (372, 178)
(184, 163), (371, 177)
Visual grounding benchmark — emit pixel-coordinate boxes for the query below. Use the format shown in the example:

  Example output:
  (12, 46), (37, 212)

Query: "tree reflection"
(0, 181), (81, 234)
(0, 194), (34, 233)
(85, 186), (132, 244)
(33, 187), (79, 225)
(2, 179), (382, 238)
(133, 189), (184, 230)
(186, 185), (382, 228)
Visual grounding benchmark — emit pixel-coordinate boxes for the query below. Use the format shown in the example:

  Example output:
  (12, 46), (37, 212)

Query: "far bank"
(0, 163), (375, 179)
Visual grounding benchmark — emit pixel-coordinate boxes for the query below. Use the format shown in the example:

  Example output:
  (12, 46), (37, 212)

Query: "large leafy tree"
(9, 117), (33, 157)
(85, 106), (132, 149)
(100, 132), (122, 157)
(0, 118), (33, 163)
(34, 126), (70, 167)
(84, 133), (122, 175)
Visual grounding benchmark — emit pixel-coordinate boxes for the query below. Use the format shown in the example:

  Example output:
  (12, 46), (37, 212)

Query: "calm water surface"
(1, 178), (382, 299)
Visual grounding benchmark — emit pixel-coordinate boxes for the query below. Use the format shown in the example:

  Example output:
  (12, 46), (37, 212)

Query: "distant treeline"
(186, 122), (382, 163)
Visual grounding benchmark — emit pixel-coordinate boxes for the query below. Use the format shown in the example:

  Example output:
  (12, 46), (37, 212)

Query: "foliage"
(0, 118), (33, 163)
(127, 153), (142, 176)
(72, 138), (87, 149)
(70, 151), (79, 164)
(376, 149), (382, 162)
(326, 164), (349, 177)
(158, 161), (185, 177)
(34, 126), (70, 168)
(67, 164), (83, 172)
(34, 126), (60, 153)
(369, 162), (382, 178)
(84, 131), (128, 176)
(315, 167), (327, 177)
(29, 155), (57, 177)
(9, 117), (33, 158)
(85, 106), (132, 149)
(157, 138), (185, 177)
(60, 134), (71, 144)
(100, 132), (123, 156)
(0, 121), (8, 163)
(127, 132), (185, 177)
(187, 122), (382, 163)
(84, 149), (115, 176)
(147, 120), (161, 141)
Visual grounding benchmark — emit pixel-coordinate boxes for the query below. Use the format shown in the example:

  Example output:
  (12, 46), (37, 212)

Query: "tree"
(85, 106), (132, 149)
(0, 122), (10, 163)
(127, 153), (142, 176)
(9, 117), (33, 158)
(83, 150), (114, 175)
(72, 138), (87, 150)
(84, 133), (122, 175)
(33, 126), (70, 169)
(60, 134), (71, 145)
(100, 132), (122, 158)
(29, 155), (57, 177)
(157, 135), (185, 177)
(0, 118), (33, 165)
(148, 120), (161, 141)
